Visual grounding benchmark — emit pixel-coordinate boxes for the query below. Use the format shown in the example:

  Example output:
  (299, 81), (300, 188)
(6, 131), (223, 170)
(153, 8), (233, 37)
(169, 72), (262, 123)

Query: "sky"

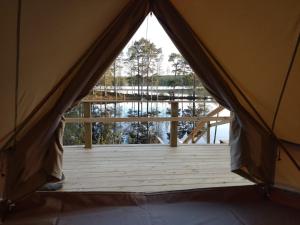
(123, 13), (180, 75)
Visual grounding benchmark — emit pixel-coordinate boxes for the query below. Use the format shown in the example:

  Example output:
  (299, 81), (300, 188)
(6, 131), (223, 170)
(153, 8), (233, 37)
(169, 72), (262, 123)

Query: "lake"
(64, 100), (230, 145)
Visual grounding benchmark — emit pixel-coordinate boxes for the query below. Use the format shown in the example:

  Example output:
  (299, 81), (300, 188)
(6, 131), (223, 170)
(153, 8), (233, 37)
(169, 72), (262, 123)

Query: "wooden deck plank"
(62, 144), (252, 192)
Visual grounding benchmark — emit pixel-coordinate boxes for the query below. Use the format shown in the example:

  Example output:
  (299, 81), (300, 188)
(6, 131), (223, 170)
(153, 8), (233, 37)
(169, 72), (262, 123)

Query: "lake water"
(89, 101), (230, 144)
(94, 85), (207, 97)
(64, 84), (230, 145)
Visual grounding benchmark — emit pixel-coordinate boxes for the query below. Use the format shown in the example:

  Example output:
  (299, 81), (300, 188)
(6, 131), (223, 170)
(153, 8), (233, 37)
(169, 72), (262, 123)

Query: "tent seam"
(271, 33), (300, 131)
(14, 0), (22, 148)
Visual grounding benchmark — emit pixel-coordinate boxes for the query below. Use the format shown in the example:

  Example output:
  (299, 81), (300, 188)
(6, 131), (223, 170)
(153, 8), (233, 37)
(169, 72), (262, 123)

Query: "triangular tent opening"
(63, 14), (230, 146)
(59, 14), (250, 193)
(0, 0), (300, 223)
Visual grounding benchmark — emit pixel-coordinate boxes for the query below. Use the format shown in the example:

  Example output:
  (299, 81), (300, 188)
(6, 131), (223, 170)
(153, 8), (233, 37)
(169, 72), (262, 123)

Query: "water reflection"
(63, 101), (230, 145)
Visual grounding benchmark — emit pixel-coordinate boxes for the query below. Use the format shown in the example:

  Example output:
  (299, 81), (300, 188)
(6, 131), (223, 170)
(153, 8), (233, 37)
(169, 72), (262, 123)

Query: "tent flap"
(152, 0), (277, 184)
(1, 0), (149, 200)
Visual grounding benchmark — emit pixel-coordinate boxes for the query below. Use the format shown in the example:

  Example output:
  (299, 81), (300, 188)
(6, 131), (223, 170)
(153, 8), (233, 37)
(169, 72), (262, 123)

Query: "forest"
(63, 38), (210, 146)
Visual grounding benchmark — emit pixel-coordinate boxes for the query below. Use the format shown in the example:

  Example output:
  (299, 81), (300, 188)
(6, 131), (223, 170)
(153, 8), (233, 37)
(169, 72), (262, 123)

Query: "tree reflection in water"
(63, 101), (214, 145)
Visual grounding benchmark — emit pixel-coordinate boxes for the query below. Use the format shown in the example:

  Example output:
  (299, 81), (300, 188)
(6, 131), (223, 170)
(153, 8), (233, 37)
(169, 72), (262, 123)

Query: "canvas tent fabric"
(0, 0), (149, 200)
(168, 0), (300, 192)
(0, 0), (300, 202)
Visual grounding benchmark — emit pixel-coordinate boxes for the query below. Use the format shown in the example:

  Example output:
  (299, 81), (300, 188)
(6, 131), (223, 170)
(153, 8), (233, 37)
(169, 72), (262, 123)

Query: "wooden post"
(170, 102), (178, 147)
(83, 102), (92, 149)
(192, 132), (196, 144)
(206, 121), (210, 144)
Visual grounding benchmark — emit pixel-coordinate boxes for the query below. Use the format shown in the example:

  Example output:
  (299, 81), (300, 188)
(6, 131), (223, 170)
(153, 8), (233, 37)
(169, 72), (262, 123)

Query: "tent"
(0, 0), (300, 224)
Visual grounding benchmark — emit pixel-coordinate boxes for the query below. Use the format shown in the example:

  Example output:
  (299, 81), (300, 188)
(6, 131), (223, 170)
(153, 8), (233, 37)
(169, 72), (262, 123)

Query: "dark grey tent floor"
(4, 186), (300, 225)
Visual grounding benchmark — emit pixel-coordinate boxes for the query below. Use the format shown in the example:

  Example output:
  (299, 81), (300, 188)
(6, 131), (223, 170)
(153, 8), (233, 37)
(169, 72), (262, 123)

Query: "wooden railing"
(183, 106), (225, 144)
(64, 100), (232, 149)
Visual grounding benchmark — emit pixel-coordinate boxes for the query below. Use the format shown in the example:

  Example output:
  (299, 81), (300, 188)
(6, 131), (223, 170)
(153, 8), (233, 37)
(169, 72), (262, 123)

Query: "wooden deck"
(62, 144), (252, 192)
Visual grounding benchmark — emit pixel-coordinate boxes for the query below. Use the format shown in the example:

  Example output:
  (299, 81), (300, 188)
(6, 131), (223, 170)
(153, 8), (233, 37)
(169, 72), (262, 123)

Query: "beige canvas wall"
(0, 0), (130, 149)
(171, 0), (300, 190)
(171, 0), (300, 142)
(0, 0), (18, 148)
(275, 144), (300, 191)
